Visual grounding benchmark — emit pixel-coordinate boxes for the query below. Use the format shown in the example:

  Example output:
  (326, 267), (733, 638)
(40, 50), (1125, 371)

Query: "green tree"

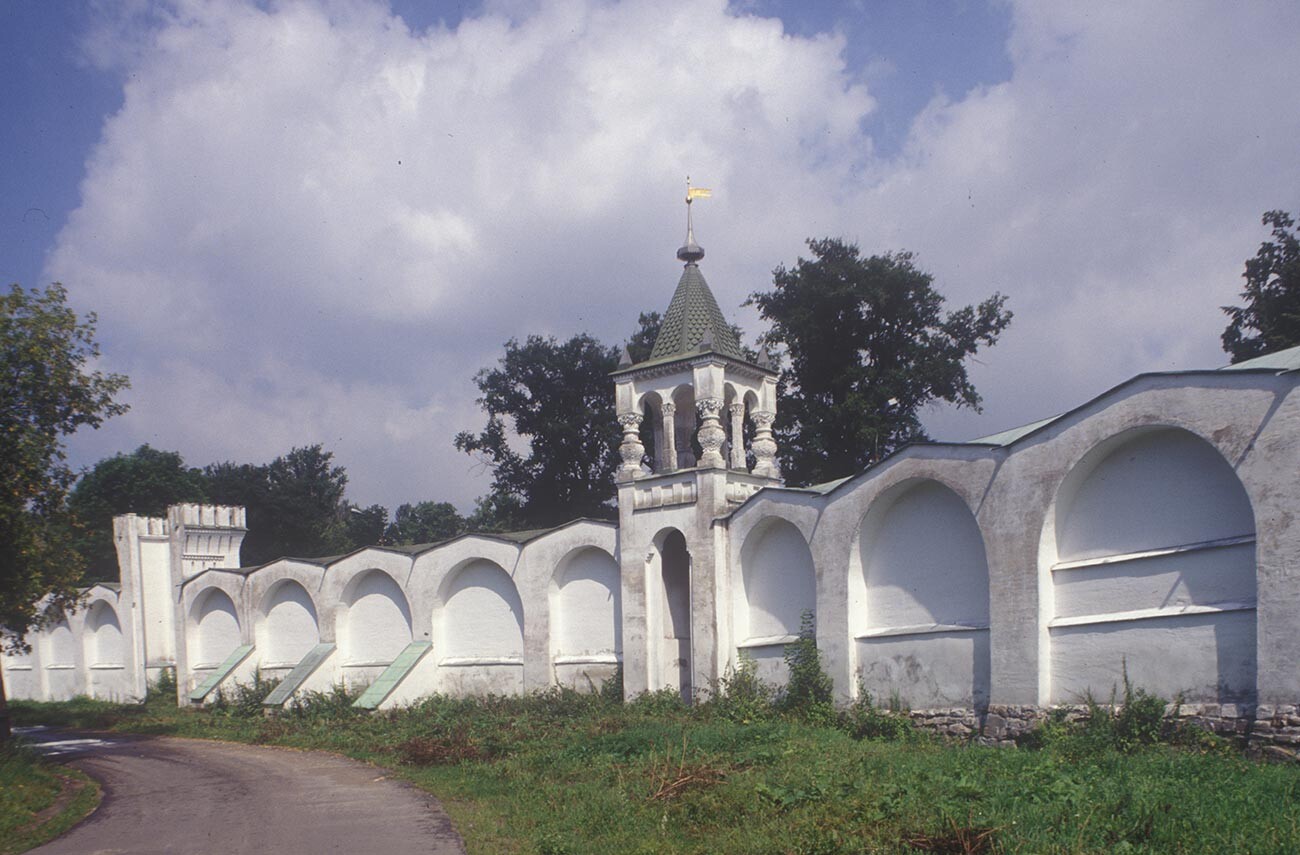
(386, 500), (465, 545)
(626, 311), (662, 363)
(68, 445), (208, 582)
(204, 445), (349, 564)
(1, 283), (129, 740)
(748, 238), (1012, 485)
(456, 334), (621, 527)
(1222, 210), (1300, 362)
(343, 503), (389, 550)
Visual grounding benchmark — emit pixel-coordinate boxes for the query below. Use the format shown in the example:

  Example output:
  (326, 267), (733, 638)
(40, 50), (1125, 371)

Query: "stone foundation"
(896, 702), (1300, 760)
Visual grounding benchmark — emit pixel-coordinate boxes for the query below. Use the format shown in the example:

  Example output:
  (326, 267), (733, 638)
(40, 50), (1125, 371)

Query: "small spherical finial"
(677, 231), (705, 264)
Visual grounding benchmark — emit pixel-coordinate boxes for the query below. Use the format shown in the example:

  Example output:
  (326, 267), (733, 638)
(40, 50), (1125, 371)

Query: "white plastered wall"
(1043, 427), (1257, 703)
(550, 546), (622, 689)
(730, 511), (818, 686)
(257, 579), (321, 672)
(334, 568), (413, 688)
(849, 478), (992, 708)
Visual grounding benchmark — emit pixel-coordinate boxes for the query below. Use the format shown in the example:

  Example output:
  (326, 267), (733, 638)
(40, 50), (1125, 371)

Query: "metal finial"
(677, 176), (706, 264)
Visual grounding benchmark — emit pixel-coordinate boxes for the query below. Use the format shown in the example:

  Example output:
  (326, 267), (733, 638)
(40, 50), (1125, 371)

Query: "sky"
(2, 0), (1299, 513)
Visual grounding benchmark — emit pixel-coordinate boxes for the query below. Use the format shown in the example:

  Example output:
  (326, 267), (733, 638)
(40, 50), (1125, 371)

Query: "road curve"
(22, 730), (466, 855)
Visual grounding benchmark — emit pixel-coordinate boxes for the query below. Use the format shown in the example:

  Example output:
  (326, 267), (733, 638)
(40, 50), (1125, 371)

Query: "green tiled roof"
(648, 263), (746, 362)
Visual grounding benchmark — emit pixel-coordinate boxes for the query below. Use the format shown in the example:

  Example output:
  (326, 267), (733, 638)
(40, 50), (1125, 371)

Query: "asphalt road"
(18, 727), (466, 855)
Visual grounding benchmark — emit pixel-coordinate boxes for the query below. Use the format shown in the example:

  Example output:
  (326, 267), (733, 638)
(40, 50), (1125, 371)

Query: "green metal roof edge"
(610, 348), (776, 378)
(1217, 342), (1300, 372)
(262, 642), (336, 707)
(352, 641), (433, 710)
(188, 643), (255, 702)
(721, 364), (1300, 520)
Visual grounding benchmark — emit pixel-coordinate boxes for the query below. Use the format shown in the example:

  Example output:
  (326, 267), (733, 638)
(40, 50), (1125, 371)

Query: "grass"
(0, 743), (100, 855)
(9, 685), (1300, 855)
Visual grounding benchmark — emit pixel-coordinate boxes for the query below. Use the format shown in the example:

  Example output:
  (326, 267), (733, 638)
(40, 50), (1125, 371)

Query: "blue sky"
(2, 0), (1298, 511)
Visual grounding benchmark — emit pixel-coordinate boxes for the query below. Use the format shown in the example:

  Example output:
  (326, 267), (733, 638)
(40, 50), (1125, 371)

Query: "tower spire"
(677, 177), (709, 264)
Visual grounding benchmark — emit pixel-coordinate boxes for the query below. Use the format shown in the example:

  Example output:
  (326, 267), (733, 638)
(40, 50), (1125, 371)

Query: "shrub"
(778, 611), (834, 721)
(285, 683), (362, 720)
(598, 663), (624, 705)
(1114, 670), (1166, 752)
(704, 654), (774, 723)
(147, 667), (177, 701)
(1029, 664), (1170, 757)
(211, 671), (281, 717)
(840, 683), (916, 742)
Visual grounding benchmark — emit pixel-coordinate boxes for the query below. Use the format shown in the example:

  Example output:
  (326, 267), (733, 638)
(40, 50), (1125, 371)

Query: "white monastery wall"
(6, 366), (1300, 736)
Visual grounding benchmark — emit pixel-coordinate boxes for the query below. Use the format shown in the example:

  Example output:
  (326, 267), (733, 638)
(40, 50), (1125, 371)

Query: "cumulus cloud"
(50, 0), (1300, 507)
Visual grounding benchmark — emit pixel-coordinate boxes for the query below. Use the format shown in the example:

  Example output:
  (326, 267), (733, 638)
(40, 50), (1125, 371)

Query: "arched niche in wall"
(648, 528), (692, 701)
(1045, 426), (1257, 703)
(855, 479), (991, 708)
(84, 600), (126, 699)
(258, 580), (320, 669)
(439, 559), (525, 696)
(1, 643), (37, 699)
(85, 600), (125, 667)
(44, 618), (79, 701)
(338, 569), (412, 669)
(441, 559), (525, 661)
(551, 547), (621, 660)
(736, 517), (816, 686)
(190, 588), (241, 669)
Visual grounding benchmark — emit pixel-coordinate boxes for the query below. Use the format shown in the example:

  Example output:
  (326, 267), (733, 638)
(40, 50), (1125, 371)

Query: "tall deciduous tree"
(1, 283), (128, 740)
(1222, 210), (1300, 363)
(69, 445), (208, 582)
(386, 501), (465, 545)
(747, 238), (1012, 486)
(455, 334), (621, 527)
(204, 445), (350, 565)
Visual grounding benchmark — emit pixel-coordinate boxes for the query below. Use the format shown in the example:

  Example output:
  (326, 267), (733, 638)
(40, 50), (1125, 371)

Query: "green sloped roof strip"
(648, 264), (746, 362)
(262, 642), (336, 707)
(188, 644), (254, 702)
(1218, 343), (1300, 372)
(352, 641), (433, 710)
(967, 415), (1063, 447)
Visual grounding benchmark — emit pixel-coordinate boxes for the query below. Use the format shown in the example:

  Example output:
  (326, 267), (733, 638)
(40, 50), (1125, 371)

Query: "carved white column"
(660, 402), (677, 472)
(696, 397), (726, 468)
(617, 412), (645, 481)
(728, 402), (746, 470)
(750, 410), (781, 479)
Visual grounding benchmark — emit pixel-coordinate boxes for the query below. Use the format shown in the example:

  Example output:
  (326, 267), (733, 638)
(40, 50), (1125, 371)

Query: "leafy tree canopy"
(1222, 210), (1300, 363)
(386, 500), (465, 545)
(1, 283), (128, 740)
(69, 445), (207, 582)
(455, 334), (621, 528)
(747, 238), (1012, 486)
(1, 283), (129, 648)
(204, 444), (350, 565)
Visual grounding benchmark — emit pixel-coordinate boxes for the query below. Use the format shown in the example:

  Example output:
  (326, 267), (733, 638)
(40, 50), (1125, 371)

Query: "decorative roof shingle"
(648, 263), (746, 362)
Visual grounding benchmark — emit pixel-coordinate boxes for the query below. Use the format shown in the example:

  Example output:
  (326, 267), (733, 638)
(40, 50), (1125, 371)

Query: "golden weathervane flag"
(686, 185), (712, 201)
